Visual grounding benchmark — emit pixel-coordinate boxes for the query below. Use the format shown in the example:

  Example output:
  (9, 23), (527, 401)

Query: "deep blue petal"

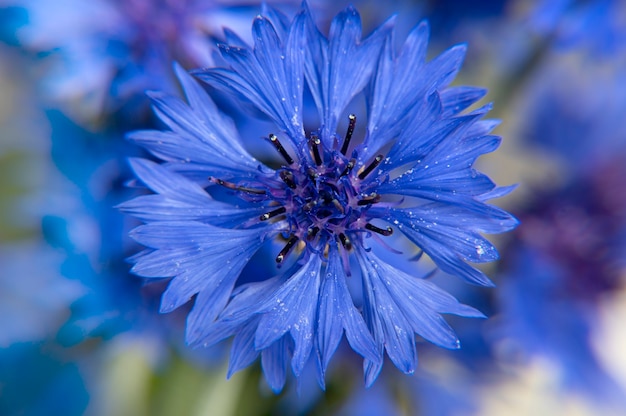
(362, 29), (467, 160)
(304, 5), (392, 146)
(261, 336), (291, 393)
(363, 21), (430, 158)
(316, 248), (379, 377)
(139, 68), (262, 177)
(195, 13), (307, 150)
(440, 86), (488, 116)
(255, 256), (322, 376)
(357, 247), (418, 383)
(120, 158), (265, 226)
(356, 248), (483, 385)
(227, 319), (261, 377)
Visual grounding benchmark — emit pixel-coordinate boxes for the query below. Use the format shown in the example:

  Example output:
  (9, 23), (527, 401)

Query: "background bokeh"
(1, 0), (625, 415)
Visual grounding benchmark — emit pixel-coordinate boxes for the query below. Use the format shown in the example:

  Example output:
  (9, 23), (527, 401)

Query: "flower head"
(120, 4), (517, 391)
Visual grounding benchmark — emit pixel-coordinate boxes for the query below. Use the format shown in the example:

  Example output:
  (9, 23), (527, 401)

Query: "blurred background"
(0, 0), (625, 415)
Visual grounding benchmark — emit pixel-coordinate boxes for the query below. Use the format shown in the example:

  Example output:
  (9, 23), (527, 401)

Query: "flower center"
(213, 115), (393, 264)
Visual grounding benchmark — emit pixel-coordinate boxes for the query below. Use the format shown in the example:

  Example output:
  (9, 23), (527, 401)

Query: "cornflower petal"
(363, 24), (467, 159)
(193, 272), (292, 348)
(195, 11), (307, 149)
(316, 247), (379, 380)
(261, 336), (291, 393)
(440, 86), (489, 116)
(357, 248), (483, 385)
(129, 222), (273, 325)
(357, 247), (419, 385)
(255, 255), (323, 377)
(260, 4), (292, 41)
(304, 5), (393, 146)
(364, 21), (430, 156)
(127, 66), (263, 179)
(384, 101), (494, 170)
(119, 158), (265, 226)
(227, 319), (261, 377)
(372, 204), (514, 286)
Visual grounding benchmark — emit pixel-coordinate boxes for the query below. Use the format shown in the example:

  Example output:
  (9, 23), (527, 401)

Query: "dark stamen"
(306, 226), (320, 241)
(209, 177), (266, 195)
(340, 158), (356, 177)
(339, 233), (352, 251)
(341, 114), (356, 155)
(365, 223), (393, 236)
(357, 193), (381, 206)
(268, 134), (294, 165)
(260, 206), (287, 221)
(276, 235), (299, 263)
(279, 170), (297, 189)
(310, 132), (323, 166)
(357, 154), (384, 180)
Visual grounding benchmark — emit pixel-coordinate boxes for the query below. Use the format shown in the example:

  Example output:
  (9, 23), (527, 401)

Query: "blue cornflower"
(120, 4), (517, 391)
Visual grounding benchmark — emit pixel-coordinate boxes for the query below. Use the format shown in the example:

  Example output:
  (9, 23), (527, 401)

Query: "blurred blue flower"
(530, 0), (626, 55)
(518, 57), (626, 175)
(0, 342), (89, 416)
(0, 242), (85, 347)
(120, 4), (517, 391)
(2, 0), (307, 124)
(498, 243), (626, 404)
(39, 110), (149, 345)
(496, 64), (626, 402)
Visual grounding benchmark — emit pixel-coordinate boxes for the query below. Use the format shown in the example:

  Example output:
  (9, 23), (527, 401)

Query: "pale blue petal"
(384, 101), (492, 170)
(129, 222), (272, 336)
(261, 4), (292, 42)
(120, 158), (266, 226)
(194, 275), (288, 348)
(479, 184), (519, 201)
(388, 207), (500, 263)
(301, 3), (328, 125)
(222, 27), (248, 48)
(130, 248), (190, 278)
(118, 194), (264, 226)
(424, 44), (467, 90)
